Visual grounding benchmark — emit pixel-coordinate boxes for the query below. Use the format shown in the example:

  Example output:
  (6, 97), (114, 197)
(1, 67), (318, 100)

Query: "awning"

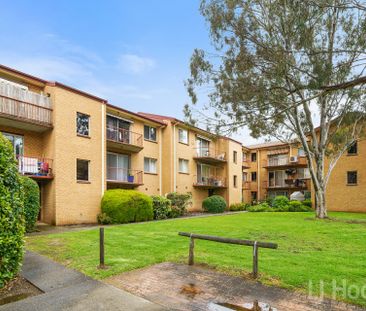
(267, 148), (289, 155)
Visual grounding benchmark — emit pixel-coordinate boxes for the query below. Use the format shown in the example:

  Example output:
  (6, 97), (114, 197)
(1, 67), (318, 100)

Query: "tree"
(0, 133), (25, 287)
(186, 0), (366, 218)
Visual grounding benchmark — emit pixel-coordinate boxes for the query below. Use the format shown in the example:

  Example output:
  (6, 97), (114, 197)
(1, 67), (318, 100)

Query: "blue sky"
(0, 1), (260, 144)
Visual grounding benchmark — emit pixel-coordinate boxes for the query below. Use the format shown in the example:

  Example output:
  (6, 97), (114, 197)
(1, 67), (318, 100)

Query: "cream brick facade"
(0, 64), (365, 226)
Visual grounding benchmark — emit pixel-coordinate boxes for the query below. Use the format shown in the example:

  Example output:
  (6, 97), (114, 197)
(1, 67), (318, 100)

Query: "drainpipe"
(101, 102), (106, 194)
(257, 149), (260, 200)
(159, 127), (163, 195)
(173, 123), (177, 192)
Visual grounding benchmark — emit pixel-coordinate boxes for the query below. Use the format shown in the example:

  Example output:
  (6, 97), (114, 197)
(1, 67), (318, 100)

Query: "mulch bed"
(0, 276), (42, 306)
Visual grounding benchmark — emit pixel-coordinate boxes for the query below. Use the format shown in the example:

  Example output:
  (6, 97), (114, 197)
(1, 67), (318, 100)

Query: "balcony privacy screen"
(0, 80), (52, 125)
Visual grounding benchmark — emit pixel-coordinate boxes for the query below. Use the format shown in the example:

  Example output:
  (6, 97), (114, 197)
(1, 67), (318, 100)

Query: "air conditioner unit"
(290, 156), (298, 163)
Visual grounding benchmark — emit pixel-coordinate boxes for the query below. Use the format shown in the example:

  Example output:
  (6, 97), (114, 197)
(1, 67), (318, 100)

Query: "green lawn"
(26, 212), (366, 306)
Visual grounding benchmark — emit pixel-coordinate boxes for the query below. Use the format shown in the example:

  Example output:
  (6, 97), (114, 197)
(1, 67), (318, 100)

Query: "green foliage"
(247, 203), (271, 212)
(169, 206), (181, 218)
(289, 201), (312, 212)
(272, 196), (290, 210)
(97, 213), (113, 225)
(101, 190), (153, 224)
(21, 176), (40, 232)
(166, 192), (192, 216)
(229, 202), (249, 211)
(202, 195), (227, 213)
(303, 199), (312, 208)
(151, 195), (172, 220)
(0, 133), (25, 288)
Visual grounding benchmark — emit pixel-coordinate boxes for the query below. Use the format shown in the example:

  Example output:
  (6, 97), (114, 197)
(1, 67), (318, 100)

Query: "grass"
(26, 212), (366, 306)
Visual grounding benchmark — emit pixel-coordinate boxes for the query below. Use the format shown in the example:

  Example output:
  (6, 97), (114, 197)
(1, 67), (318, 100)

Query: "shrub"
(272, 195), (290, 209)
(302, 199), (312, 208)
(169, 206), (181, 218)
(288, 201), (312, 212)
(229, 202), (249, 211)
(97, 213), (113, 225)
(0, 133), (25, 288)
(166, 192), (192, 216)
(247, 203), (271, 212)
(151, 195), (172, 220)
(21, 176), (40, 232)
(202, 195), (227, 213)
(101, 189), (153, 224)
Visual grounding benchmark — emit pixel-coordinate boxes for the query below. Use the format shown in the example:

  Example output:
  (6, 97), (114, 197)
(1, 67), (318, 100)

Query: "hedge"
(21, 176), (40, 232)
(166, 192), (192, 216)
(100, 189), (153, 224)
(151, 195), (172, 220)
(202, 195), (226, 213)
(0, 133), (25, 288)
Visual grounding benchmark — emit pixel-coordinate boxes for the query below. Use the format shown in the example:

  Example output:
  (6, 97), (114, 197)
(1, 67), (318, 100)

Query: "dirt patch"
(0, 276), (42, 306)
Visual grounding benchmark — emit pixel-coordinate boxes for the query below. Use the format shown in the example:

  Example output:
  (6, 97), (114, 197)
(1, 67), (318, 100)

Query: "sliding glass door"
(107, 152), (130, 181)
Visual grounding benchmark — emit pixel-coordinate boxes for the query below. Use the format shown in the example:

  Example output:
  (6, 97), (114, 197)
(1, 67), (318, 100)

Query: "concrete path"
(0, 251), (165, 311)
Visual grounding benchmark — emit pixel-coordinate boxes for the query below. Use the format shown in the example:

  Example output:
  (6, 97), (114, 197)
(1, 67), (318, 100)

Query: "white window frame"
(178, 128), (189, 144)
(144, 157), (157, 174)
(178, 158), (189, 173)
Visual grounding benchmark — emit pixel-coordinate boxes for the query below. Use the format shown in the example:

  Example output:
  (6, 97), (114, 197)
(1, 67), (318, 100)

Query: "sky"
(0, 0), (262, 144)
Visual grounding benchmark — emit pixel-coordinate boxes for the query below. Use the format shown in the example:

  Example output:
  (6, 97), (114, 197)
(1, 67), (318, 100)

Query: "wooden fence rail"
(178, 232), (278, 278)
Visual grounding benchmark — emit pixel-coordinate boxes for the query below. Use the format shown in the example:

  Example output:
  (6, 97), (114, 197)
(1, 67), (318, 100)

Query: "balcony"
(0, 82), (52, 132)
(106, 168), (143, 189)
(106, 126), (143, 153)
(193, 148), (227, 165)
(193, 175), (227, 189)
(18, 156), (53, 181)
(242, 159), (251, 168)
(263, 179), (310, 190)
(263, 156), (307, 168)
(242, 181), (250, 190)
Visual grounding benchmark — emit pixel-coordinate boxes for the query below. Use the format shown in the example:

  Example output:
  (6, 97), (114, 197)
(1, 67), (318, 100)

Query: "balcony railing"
(242, 181), (250, 189)
(193, 175), (226, 188)
(107, 168), (143, 185)
(106, 126), (143, 149)
(193, 148), (226, 164)
(263, 179), (310, 189)
(18, 156), (53, 179)
(0, 82), (52, 126)
(242, 158), (251, 168)
(265, 156), (307, 167)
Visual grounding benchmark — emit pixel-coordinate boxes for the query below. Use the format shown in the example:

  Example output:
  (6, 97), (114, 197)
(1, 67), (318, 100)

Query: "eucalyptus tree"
(186, 0), (366, 218)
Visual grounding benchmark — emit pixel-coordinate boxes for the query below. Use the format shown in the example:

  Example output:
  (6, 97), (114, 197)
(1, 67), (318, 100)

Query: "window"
(106, 115), (131, 143)
(144, 125), (157, 141)
(268, 170), (286, 187)
(298, 148), (305, 156)
(178, 128), (189, 144)
(107, 153), (130, 181)
(2, 132), (23, 158)
(242, 172), (248, 181)
(251, 172), (257, 182)
(178, 159), (189, 173)
(76, 112), (90, 136)
(251, 152), (257, 162)
(77, 159), (89, 181)
(233, 151), (238, 164)
(298, 168), (311, 179)
(196, 137), (210, 156)
(233, 175), (238, 188)
(347, 171), (357, 185)
(348, 142), (358, 155)
(242, 152), (247, 161)
(144, 157), (157, 173)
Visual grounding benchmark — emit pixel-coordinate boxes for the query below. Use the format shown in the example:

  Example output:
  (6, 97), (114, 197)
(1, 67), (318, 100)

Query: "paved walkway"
(106, 262), (366, 311)
(0, 251), (165, 311)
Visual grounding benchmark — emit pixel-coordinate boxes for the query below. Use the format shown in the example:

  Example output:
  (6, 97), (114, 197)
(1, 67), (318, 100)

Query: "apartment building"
(0, 64), (244, 225)
(242, 142), (311, 204)
(138, 113), (243, 210)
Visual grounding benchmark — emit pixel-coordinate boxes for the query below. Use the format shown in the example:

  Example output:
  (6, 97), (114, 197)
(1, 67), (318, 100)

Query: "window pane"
(348, 142), (358, 154)
(150, 127), (156, 141)
(179, 159), (188, 173)
(144, 126), (156, 141)
(347, 171), (357, 184)
(251, 153), (257, 162)
(144, 126), (150, 140)
(179, 129), (188, 144)
(144, 157), (157, 173)
(77, 159), (89, 181)
(77, 113), (89, 136)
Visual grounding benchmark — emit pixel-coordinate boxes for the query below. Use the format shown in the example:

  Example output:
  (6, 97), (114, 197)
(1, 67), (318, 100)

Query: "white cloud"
(117, 54), (156, 74)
